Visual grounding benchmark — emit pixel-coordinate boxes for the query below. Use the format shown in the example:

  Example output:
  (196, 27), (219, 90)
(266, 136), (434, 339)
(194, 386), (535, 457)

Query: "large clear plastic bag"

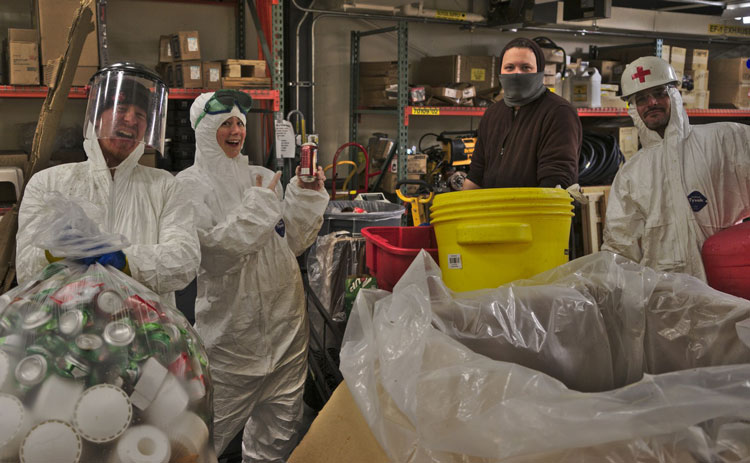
(340, 251), (750, 462)
(0, 195), (215, 463)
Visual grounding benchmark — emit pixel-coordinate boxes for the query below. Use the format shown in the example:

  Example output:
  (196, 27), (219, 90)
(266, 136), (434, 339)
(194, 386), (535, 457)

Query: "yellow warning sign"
(708, 24), (750, 37)
(470, 68), (486, 81)
(435, 10), (466, 21)
(412, 107), (440, 116)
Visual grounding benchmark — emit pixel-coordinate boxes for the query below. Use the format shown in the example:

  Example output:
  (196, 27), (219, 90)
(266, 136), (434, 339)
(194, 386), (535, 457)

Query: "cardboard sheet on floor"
(288, 381), (389, 463)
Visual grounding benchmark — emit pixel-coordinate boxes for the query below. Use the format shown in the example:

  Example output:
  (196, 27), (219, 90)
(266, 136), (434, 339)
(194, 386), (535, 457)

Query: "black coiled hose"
(578, 132), (625, 186)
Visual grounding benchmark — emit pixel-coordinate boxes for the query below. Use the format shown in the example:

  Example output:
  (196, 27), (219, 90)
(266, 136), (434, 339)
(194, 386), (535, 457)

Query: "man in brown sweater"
(464, 38), (582, 189)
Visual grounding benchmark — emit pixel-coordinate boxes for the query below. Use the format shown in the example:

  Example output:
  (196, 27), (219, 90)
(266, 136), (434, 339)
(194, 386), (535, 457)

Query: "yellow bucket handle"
(456, 222), (532, 245)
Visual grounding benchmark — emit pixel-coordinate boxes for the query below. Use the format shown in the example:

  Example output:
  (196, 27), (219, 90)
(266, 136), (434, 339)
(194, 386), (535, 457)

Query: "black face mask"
(499, 72), (546, 107)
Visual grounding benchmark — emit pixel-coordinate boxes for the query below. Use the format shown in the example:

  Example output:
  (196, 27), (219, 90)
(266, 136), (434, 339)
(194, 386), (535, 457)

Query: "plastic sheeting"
(340, 251), (750, 462)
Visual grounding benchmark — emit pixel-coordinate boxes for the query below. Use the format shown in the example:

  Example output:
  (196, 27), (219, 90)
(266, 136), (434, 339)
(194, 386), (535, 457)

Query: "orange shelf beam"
(0, 86), (280, 112)
(403, 105), (750, 125)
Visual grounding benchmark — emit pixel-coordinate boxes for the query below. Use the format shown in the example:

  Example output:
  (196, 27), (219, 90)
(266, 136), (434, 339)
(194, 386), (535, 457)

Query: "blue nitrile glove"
(77, 251), (130, 275)
(95, 251), (127, 270)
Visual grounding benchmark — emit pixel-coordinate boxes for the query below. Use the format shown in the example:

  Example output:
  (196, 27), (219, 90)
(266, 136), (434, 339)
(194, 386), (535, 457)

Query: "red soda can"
(299, 142), (318, 183)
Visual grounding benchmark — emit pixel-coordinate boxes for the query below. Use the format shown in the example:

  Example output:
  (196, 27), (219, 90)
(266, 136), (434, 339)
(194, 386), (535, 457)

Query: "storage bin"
(361, 226), (439, 291)
(320, 201), (404, 236)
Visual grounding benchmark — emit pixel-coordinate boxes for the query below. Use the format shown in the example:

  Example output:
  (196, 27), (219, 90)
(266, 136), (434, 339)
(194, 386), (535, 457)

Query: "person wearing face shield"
(463, 37), (582, 190)
(602, 56), (750, 280)
(16, 63), (200, 306)
(175, 90), (328, 462)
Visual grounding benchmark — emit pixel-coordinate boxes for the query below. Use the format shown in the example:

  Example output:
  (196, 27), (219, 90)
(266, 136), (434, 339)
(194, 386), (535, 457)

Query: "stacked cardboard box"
(37, 0), (98, 86)
(678, 47), (709, 109)
(708, 57), (750, 109)
(359, 61), (399, 108)
(415, 55), (498, 93)
(5, 29), (39, 85)
(160, 31), (203, 89)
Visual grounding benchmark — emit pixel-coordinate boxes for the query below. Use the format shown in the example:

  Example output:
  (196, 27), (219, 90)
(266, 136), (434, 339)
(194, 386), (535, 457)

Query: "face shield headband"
(194, 90), (253, 128)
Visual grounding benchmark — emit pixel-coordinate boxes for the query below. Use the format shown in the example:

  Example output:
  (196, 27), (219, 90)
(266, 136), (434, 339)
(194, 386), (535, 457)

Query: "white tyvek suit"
(602, 87), (750, 281)
(17, 130), (200, 306)
(175, 93), (328, 462)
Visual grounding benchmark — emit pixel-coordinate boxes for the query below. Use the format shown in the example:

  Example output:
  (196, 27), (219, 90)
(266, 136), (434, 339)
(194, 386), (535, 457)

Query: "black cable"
(578, 131), (624, 186)
(418, 132), (440, 152)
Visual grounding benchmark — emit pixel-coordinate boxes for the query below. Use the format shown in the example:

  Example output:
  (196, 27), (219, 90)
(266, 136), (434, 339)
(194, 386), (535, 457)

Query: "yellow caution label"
(412, 107), (440, 116)
(470, 68), (486, 81)
(436, 10), (466, 21)
(708, 24), (750, 37)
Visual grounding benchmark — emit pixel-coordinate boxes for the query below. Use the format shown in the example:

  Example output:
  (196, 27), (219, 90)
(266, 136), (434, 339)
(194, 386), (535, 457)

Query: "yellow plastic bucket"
(430, 188), (574, 292)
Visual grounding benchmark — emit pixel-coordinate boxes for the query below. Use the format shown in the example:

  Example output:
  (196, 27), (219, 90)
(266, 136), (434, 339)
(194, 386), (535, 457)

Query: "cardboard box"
(589, 59), (622, 83)
(359, 61), (398, 78)
(601, 93), (627, 109)
(202, 61), (222, 89)
(170, 31), (201, 61)
(416, 55), (498, 92)
(681, 89), (709, 109)
(171, 61), (202, 88)
(669, 46), (686, 75)
(42, 62), (96, 87)
(544, 63), (558, 76)
(542, 47), (565, 64)
(7, 29), (40, 85)
(690, 69), (709, 91)
(406, 154), (428, 175)
(710, 83), (750, 109)
(708, 57), (750, 85)
(37, 0), (98, 66)
(159, 35), (173, 63)
(691, 49), (709, 70)
(662, 45), (671, 63)
(359, 90), (396, 108)
(618, 126), (639, 160)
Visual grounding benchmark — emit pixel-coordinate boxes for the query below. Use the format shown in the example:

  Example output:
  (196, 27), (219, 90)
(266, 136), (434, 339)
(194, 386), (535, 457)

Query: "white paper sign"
(274, 120), (296, 159)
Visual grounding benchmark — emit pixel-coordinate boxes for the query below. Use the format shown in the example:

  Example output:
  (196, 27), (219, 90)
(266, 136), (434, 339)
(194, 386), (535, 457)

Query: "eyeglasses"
(629, 85), (671, 107)
(195, 90), (253, 128)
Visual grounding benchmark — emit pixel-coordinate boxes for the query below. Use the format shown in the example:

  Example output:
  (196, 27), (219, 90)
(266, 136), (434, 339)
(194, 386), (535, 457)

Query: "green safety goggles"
(194, 89), (253, 128)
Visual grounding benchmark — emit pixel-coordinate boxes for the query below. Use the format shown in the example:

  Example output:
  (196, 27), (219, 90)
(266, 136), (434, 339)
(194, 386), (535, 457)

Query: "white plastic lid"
(0, 393), (27, 461)
(73, 384), (132, 443)
(115, 425), (170, 463)
(20, 420), (82, 463)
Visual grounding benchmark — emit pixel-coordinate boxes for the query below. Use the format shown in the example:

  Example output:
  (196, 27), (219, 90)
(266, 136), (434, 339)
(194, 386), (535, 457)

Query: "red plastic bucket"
(702, 221), (750, 300)
(361, 226), (439, 291)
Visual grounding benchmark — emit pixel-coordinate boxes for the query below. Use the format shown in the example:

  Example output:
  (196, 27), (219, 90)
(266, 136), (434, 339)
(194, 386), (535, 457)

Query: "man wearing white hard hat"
(602, 56), (750, 281)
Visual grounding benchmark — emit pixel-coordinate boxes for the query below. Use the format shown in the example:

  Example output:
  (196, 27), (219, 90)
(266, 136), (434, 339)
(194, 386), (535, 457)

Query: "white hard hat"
(620, 56), (678, 99)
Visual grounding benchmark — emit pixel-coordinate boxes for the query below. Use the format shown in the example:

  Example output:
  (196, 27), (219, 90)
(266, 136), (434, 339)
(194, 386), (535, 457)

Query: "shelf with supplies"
(396, 105), (750, 125)
(0, 86), (280, 110)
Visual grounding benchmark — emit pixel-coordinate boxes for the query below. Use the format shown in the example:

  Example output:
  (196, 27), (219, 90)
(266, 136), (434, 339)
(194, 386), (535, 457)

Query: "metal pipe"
(295, 0), (316, 119)
(291, 0), (487, 27)
(520, 25), (749, 43)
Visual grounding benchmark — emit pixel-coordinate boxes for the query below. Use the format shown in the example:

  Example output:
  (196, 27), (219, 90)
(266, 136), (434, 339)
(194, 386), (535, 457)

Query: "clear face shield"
(83, 63), (168, 158)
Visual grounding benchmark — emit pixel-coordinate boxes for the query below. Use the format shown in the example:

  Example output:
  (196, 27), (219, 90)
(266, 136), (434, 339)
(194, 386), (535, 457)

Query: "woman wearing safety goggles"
(176, 90), (328, 462)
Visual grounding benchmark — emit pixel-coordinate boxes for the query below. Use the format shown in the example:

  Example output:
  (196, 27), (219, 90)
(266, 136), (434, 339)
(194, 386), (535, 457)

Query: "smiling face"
(216, 116), (246, 158)
(501, 47), (537, 74)
(97, 103), (148, 167)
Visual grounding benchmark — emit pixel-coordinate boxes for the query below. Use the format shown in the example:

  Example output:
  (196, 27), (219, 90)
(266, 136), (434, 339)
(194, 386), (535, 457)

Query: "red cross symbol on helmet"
(631, 66), (652, 83)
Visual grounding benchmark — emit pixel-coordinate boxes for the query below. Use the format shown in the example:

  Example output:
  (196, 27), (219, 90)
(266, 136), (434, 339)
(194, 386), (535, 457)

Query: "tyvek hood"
(190, 92), (251, 215)
(628, 86), (691, 148)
